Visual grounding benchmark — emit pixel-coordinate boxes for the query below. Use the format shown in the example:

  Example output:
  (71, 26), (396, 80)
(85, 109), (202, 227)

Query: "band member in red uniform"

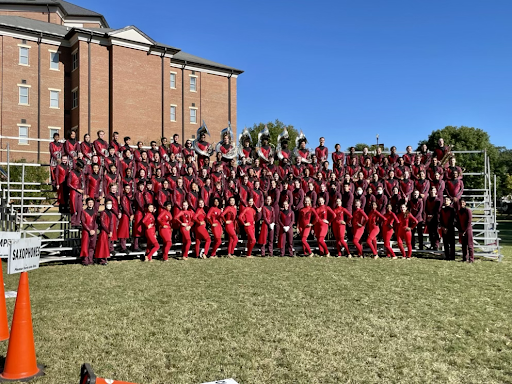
(415, 170), (430, 200)
(446, 157), (463, 180)
(367, 201), (386, 258)
(439, 196), (456, 260)
(157, 201), (173, 261)
(296, 140), (311, 164)
(172, 178), (186, 217)
(346, 146), (357, 166)
(49, 132), (63, 184)
(445, 171), (464, 209)
(85, 163), (102, 210)
(396, 203), (418, 259)
(351, 199), (368, 257)
(259, 196), (275, 257)
(67, 159), (85, 226)
(132, 181), (146, 252)
(384, 169), (399, 197)
(147, 141), (159, 162)
(434, 138), (450, 161)
(94, 198), (114, 265)
(222, 197), (239, 258)
(332, 197), (352, 257)
(388, 146), (399, 165)
(106, 184), (120, 250)
(174, 200), (194, 259)
(382, 203), (400, 258)
(54, 155), (69, 211)
(359, 147), (371, 168)
(298, 197), (318, 256)
(369, 173), (383, 196)
(182, 140), (195, 161)
(239, 198), (258, 257)
(80, 198), (97, 266)
(424, 187), (441, 250)
(403, 145), (415, 166)
(206, 198), (223, 258)
(408, 190), (424, 250)
(110, 131), (121, 154)
(195, 131), (213, 168)
(372, 146), (384, 165)
(193, 199), (211, 258)
(427, 156), (444, 181)
(156, 179), (172, 213)
(457, 199), (474, 263)
(430, 171), (445, 200)
(419, 143), (431, 166)
(399, 171), (414, 202)
(118, 184), (133, 254)
(142, 203), (159, 261)
(411, 156), (426, 180)
(278, 200), (295, 257)
(80, 133), (94, 164)
(374, 185), (388, 214)
(187, 182), (201, 211)
(103, 163), (119, 196)
(314, 196), (335, 257)
(93, 130), (109, 163)
(332, 143), (344, 167)
(169, 134), (182, 158)
(64, 129), (79, 167)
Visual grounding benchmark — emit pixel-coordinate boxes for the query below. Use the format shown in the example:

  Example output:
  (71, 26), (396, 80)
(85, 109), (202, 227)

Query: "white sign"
(201, 380), (239, 384)
(8, 237), (41, 274)
(0, 231), (21, 259)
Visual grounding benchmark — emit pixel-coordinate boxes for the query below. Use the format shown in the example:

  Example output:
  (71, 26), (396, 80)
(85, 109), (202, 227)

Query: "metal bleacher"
(0, 147), (503, 263)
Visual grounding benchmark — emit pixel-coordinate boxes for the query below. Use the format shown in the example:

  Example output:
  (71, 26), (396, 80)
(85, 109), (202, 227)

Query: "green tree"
(420, 126), (499, 192)
(505, 174), (512, 197)
(248, 119), (300, 151)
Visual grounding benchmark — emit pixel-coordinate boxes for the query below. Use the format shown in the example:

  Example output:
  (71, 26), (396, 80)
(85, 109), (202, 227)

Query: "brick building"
(0, 0), (243, 162)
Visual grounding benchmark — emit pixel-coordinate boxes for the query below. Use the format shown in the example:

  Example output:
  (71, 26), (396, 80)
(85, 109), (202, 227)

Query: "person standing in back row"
(457, 198), (474, 263)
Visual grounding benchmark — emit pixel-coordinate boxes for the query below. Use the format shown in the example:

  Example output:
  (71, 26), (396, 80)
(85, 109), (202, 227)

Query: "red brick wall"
(201, 72), (231, 145)
(111, 46), (162, 145)
(89, 43), (109, 137)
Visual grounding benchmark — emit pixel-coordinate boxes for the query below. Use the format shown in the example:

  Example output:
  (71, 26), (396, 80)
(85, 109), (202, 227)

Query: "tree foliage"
(7, 159), (53, 204)
(248, 119), (300, 150)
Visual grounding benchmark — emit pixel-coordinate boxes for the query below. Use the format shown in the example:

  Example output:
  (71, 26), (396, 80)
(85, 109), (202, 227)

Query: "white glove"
(270, 223), (275, 230)
(283, 226), (290, 232)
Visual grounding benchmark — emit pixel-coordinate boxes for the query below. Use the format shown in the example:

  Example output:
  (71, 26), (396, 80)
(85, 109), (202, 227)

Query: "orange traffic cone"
(0, 261), (9, 341)
(0, 272), (44, 381)
(80, 363), (138, 384)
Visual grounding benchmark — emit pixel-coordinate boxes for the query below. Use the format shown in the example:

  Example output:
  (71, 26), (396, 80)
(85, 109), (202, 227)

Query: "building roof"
(0, 0), (109, 27)
(172, 50), (243, 75)
(0, 14), (70, 37)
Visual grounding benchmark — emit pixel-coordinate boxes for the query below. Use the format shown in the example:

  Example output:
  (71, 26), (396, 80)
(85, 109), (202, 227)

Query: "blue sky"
(77, 0), (512, 150)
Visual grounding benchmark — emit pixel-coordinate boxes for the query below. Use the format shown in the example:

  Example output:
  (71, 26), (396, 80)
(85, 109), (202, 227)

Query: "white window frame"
(170, 104), (177, 122)
(17, 124), (30, 145)
(72, 87), (78, 109)
(49, 50), (60, 71)
(189, 75), (197, 92)
(189, 107), (197, 124)
(48, 126), (61, 140)
(18, 84), (30, 106)
(18, 44), (30, 66)
(72, 49), (78, 71)
(49, 89), (60, 109)
(170, 72), (176, 89)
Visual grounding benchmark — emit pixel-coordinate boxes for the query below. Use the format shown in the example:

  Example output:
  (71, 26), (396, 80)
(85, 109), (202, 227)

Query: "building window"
(72, 50), (78, 71)
(49, 127), (60, 139)
(19, 86), (29, 105)
(190, 108), (197, 124)
(170, 105), (176, 122)
(18, 126), (29, 144)
(50, 51), (59, 70)
(19, 46), (29, 66)
(190, 76), (197, 92)
(72, 88), (78, 109)
(170, 73), (176, 89)
(50, 90), (59, 108)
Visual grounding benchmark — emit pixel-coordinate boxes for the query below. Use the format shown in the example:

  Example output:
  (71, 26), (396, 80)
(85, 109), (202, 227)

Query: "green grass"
(0, 225), (510, 383)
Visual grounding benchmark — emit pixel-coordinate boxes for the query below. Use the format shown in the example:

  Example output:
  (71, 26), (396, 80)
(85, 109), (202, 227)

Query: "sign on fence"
(7, 237), (41, 274)
(0, 231), (21, 259)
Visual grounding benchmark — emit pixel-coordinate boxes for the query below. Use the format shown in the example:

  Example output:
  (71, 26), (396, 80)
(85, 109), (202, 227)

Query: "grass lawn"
(0, 232), (511, 383)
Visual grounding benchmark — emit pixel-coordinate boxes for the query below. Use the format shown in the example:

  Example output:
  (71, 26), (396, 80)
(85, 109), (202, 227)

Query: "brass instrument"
(293, 129), (312, 163)
(193, 121), (215, 157)
(237, 126), (253, 163)
(276, 126), (289, 161)
(440, 144), (453, 166)
(256, 125), (274, 163)
(215, 121), (237, 160)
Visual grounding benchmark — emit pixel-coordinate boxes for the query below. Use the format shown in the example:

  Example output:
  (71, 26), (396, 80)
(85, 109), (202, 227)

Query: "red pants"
(397, 229), (412, 258)
(145, 228), (160, 260)
(180, 226), (192, 258)
(244, 225), (256, 256)
(69, 190), (82, 226)
(352, 226), (365, 256)
(210, 225), (223, 256)
(366, 226), (380, 255)
(280, 228), (294, 256)
(300, 226), (313, 255)
(333, 222), (350, 255)
(80, 230), (96, 265)
(194, 225), (211, 257)
(315, 223), (329, 255)
(160, 227), (172, 261)
(382, 227), (396, 257)
(225, 223), (238, 255)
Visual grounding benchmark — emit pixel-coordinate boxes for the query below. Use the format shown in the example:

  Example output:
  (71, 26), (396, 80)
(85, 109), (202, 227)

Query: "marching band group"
(48, 123), (475, 265)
